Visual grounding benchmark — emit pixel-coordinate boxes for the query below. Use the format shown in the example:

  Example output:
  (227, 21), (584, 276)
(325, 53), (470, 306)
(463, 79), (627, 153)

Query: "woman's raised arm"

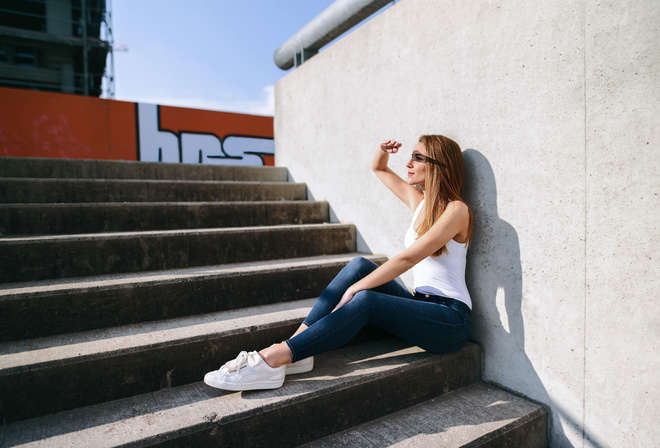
(372, 140), (423, 211)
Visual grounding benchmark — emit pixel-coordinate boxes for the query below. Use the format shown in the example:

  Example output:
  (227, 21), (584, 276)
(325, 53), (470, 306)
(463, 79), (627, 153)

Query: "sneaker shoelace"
(219, 351), (261, 376)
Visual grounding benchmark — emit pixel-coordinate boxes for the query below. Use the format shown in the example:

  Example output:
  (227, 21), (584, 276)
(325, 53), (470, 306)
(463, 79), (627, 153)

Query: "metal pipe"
(273, 0), (393, 70)
(81, 0), (89, 95)
(105, 0), (115, 98)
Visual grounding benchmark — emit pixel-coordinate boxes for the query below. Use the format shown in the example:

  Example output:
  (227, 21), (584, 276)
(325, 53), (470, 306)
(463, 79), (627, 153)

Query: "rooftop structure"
(0, 0), (113, 97)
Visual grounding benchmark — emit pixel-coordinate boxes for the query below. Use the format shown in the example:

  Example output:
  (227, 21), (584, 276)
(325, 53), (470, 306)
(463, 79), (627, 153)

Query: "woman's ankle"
(259, 342), (292, 368)
(291, 323), (309, 338)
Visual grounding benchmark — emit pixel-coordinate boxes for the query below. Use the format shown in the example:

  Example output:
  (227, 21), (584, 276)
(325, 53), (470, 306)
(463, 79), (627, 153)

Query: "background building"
(0, 0), (112, 97)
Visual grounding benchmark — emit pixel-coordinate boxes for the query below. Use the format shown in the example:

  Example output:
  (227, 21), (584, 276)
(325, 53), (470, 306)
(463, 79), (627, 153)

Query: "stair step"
(0, 156), (288, 181)
(0, 254), (387, 341)
(0, 339), (481, 447)
(301, 382), (548, 448)
(0, 178), (307, 203)
(0, 224), (357, 282)
(0, 298), (315, 423)
(0, 201), (330, 235)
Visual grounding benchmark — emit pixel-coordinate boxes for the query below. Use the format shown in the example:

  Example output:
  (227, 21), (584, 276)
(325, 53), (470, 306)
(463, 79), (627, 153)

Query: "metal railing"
(273, 0), (394, 70)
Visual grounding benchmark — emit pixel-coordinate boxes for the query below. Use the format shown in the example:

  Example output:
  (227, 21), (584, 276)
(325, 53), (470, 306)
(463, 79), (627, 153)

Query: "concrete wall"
(274, 0), (659, 446)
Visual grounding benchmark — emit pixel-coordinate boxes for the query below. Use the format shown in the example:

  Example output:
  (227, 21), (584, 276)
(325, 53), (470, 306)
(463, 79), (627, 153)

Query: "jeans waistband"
(414, 292), (471, 315)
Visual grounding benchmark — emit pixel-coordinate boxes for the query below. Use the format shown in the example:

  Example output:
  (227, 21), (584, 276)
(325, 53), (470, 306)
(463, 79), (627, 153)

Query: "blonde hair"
(416, 134), (473, 256)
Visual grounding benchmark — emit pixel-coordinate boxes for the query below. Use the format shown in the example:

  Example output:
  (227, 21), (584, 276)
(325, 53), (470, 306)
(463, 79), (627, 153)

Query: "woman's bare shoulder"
(445, 200), (469, 215)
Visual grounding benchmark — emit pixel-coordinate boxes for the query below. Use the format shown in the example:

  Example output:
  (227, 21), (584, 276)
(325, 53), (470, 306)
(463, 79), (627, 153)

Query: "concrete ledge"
(0, 201), (330, 235)
(300, 382), (547, 448)
(0, 224), (357, 282)
(0, 156), (289, 182)
(0, 254), (386, 341)
(0, 178), (307, 203)
(0, 339), (481, 446)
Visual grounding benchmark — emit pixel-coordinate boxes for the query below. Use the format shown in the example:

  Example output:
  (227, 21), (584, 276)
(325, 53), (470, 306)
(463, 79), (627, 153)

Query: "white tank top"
(404, 199), (472, 309)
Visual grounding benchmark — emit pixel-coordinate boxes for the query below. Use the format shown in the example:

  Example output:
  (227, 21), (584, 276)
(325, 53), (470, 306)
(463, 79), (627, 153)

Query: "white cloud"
(116, 85), (275, 116)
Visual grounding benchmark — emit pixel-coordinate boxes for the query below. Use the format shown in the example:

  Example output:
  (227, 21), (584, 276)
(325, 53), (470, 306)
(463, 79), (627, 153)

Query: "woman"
(204, 135), (473, 391)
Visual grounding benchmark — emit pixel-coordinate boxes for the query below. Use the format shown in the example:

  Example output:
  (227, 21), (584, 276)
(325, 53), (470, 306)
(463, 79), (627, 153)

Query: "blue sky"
(112, 1), (392, 116)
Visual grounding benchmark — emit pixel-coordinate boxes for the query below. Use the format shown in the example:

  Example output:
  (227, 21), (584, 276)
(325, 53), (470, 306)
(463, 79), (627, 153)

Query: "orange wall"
(159, 105), (273, 140)
(0, 87), (274, 165)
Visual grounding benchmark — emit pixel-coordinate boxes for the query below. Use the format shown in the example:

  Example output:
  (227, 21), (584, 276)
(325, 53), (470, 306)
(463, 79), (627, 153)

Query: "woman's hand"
(373, 139), (423, 211)
(332, 285), (361, 312)
(380, 139), (402, 154)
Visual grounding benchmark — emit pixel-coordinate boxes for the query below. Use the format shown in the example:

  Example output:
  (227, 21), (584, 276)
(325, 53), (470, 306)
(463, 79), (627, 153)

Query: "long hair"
(416, 134), (473, 256)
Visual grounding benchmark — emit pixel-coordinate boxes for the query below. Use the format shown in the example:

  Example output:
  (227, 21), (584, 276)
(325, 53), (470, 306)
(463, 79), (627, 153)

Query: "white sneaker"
(204, 351), (285, 391)
(286, 356), (314, 375)
(269, 344), (314, 375)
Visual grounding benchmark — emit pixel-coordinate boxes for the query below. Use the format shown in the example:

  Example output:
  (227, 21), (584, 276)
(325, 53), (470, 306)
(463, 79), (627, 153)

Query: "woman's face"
(406, 142), (427, 188)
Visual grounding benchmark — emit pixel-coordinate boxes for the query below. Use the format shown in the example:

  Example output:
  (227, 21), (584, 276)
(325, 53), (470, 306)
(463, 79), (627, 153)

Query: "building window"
(14, 47), (38, 66)
(0, 0), (47, 32)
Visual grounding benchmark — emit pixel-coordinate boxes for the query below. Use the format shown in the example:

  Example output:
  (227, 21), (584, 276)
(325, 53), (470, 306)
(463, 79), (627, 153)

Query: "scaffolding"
(0, 0), (114, 97)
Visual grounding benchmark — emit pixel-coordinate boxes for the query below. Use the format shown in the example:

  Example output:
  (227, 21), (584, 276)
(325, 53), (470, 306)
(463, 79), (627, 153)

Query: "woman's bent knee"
(347, 256), (378, 275)
(347, 290), (378, 310)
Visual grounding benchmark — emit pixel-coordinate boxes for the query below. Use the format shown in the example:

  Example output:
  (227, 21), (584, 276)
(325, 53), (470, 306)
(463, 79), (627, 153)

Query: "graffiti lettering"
(137, 103), (274, 166)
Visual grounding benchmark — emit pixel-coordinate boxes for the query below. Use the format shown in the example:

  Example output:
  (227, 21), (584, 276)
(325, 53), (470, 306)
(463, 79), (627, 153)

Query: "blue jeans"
(286, 257), (471, 362)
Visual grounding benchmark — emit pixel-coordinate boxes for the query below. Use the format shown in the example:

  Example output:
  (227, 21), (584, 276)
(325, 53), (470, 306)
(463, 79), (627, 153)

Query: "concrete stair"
(0, 224), (357, 282)
(0, 178), (307, 203)
(301, 382), (548, 447)
(0, 201), (329, 234)
(0, 156), (546, 447)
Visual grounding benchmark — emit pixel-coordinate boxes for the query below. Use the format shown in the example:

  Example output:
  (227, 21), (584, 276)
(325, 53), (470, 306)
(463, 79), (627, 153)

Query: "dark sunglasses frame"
(410, 151), (444, 167)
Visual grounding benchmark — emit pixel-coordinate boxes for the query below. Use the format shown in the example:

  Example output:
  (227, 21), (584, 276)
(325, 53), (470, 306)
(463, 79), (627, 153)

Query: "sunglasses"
(410, 151), (443, 167)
